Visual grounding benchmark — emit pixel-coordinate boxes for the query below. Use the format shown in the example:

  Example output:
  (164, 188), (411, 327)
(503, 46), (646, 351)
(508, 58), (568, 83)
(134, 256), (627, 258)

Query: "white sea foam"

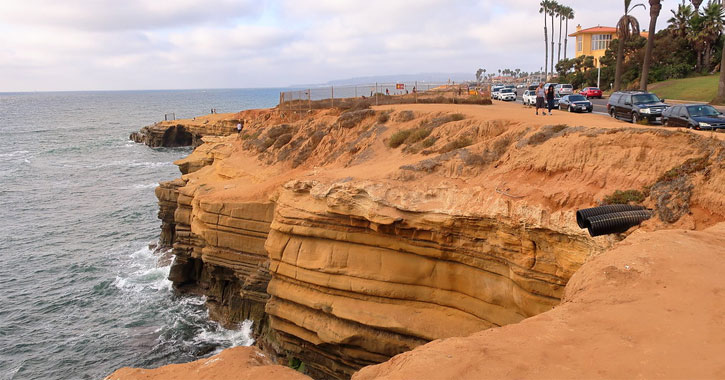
(132, 183), (159, 189)
(193, 319), (255, 354)
(114, 244), (172, 293)
(128, 161), (174, 169)
(116, 242), (253, 357)
(0, 150), (30, 158)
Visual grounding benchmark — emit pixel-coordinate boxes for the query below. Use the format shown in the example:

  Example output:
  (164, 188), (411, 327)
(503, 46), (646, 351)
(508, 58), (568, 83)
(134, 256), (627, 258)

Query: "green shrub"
(450, 113), (465, 121)
(421, 136), (437, 148)
(407, 128), (432, 144)
(439, 136), (473, 153)
(395, 110), (415, 122)
(389, 127), (433, 148)
(657, 156), (708, 182)
(389, 129), (413, 148)
(603, 189), (646, 204)
(377, 111), (390, 123)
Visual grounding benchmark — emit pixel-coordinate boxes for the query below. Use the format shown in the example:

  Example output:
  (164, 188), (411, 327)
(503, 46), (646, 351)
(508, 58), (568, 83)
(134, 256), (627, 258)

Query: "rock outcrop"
(142, 103), (725, 379)
(262, 180), (594, 379)
(130, 109), (289, 148)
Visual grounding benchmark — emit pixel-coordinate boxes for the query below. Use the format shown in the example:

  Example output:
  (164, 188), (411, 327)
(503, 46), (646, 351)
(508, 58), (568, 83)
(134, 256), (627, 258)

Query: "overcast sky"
(0, 0), (685, 92)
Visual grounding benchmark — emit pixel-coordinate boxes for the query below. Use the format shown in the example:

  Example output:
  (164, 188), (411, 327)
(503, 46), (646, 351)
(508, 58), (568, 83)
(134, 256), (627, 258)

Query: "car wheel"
(663, 118), (670, 127)
(568, 106), (574, 112)
(609, 108), (615, 118)
(632, 113), (639, 124)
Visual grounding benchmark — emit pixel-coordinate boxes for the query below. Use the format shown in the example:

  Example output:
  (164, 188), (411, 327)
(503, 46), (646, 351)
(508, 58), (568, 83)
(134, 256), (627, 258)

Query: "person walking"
(546, 85), (555, 115)
(236, 120), (243, 136)
(535, 83), (545, 116)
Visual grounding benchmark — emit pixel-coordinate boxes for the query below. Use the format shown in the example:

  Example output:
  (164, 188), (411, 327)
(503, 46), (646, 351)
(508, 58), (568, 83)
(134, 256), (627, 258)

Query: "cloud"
(0, 0), (263, 31)
(0, 0), (687, 91)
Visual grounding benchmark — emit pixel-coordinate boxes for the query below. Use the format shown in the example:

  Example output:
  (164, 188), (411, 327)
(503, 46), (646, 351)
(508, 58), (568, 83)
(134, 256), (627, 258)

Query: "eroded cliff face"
(150, 103), (725, 379)
(262, 181), (594, 379)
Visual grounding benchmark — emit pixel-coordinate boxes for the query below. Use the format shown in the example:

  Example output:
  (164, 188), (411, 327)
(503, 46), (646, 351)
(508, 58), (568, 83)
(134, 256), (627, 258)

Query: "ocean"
(0, 88), (282, 380)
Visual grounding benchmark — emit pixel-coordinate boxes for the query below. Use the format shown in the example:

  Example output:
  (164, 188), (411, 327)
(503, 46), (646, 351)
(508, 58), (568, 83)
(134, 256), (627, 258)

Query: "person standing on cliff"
(546, 85), (555, 115)
(535, 83), (545, 116)
(236, 120), (243, 137)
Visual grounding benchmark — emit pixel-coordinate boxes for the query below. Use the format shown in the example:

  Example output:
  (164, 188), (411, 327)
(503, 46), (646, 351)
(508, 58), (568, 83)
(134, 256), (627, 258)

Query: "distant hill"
(290, 73), (473, 88)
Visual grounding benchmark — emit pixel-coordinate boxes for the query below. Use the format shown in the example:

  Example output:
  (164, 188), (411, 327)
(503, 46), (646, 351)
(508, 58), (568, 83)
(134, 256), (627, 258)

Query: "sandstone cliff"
(128, 102), (724, 379)
(353, 222), (725, 380)
(106, 346), (312, 380)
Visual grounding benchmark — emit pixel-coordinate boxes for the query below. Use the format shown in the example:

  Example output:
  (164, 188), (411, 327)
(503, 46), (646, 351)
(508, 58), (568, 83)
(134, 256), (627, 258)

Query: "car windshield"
(562, 85), (572, 88)
(568, 95), (587, 102)
(501, 89), (513, 93)
(590, 87), (600, 91)
(687, 105), (721, 117)
(632, 93), (660, 104)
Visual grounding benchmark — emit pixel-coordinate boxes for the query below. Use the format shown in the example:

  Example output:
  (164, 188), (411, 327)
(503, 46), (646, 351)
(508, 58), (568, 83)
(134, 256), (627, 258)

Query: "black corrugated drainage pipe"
(586, 210), (653, 237)
(576, 204), (647, 229)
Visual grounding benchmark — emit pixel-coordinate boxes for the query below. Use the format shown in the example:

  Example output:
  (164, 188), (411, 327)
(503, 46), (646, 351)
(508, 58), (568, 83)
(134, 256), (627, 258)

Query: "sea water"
(0, 89), (280, 380)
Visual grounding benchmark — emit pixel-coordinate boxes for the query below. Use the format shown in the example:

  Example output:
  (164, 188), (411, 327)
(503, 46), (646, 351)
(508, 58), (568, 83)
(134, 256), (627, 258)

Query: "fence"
(279, 82), (490, 113)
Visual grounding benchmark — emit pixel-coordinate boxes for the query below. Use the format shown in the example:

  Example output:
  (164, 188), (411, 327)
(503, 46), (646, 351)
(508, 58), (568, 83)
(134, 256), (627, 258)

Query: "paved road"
(512, 90), (609, 115)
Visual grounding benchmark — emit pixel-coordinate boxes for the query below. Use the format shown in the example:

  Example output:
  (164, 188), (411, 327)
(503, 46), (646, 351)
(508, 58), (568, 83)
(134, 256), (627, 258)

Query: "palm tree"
(557, 3), (564, 64)
(640, 0), (662, 90)
(550, 1), (559, 76)
(700, 1), (724, 71)
(540, 1), (552, 80)
(562, 6), (575, 60)
(613, 0), (645, 91)
(668, 2), (694, 38)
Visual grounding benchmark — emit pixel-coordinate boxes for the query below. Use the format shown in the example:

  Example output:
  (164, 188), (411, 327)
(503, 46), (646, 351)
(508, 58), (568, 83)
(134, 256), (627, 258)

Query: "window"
(609, 94), (621, 104)
(577, 36), (582, 52)
(632, 94), (660, 104)
(591, 34), (612, 50)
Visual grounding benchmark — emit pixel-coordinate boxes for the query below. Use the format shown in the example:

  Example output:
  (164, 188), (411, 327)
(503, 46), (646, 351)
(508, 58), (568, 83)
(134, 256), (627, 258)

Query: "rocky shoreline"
(112, 102), (725, 379)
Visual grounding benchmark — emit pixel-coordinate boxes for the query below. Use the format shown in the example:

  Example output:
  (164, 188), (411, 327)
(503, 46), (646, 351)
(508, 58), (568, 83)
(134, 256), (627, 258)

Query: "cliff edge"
(118, 101), (725, 379)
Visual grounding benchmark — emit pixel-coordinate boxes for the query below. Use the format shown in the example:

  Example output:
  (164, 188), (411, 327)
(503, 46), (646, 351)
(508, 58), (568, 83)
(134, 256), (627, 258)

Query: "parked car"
(543, 83), (557, 92)
(504, 84), (517, 95)
(607, 91), (668, 123)
(498, 88), (517, 101)
(555, 84), (574, 96)
(661, 104), (725, 130)
(559, 94), (593, 113)
(491, 85), (504, 100)
(579, 87), (603, 99)
(522, 90), (537, 106)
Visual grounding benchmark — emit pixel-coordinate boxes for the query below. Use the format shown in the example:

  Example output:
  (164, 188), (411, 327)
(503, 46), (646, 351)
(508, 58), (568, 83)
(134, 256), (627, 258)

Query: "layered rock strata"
(263, 181), (594, 379)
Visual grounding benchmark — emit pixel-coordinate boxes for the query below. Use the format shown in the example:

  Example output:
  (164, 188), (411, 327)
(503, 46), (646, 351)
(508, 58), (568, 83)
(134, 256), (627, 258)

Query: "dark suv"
(607, 91), (668, 124)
